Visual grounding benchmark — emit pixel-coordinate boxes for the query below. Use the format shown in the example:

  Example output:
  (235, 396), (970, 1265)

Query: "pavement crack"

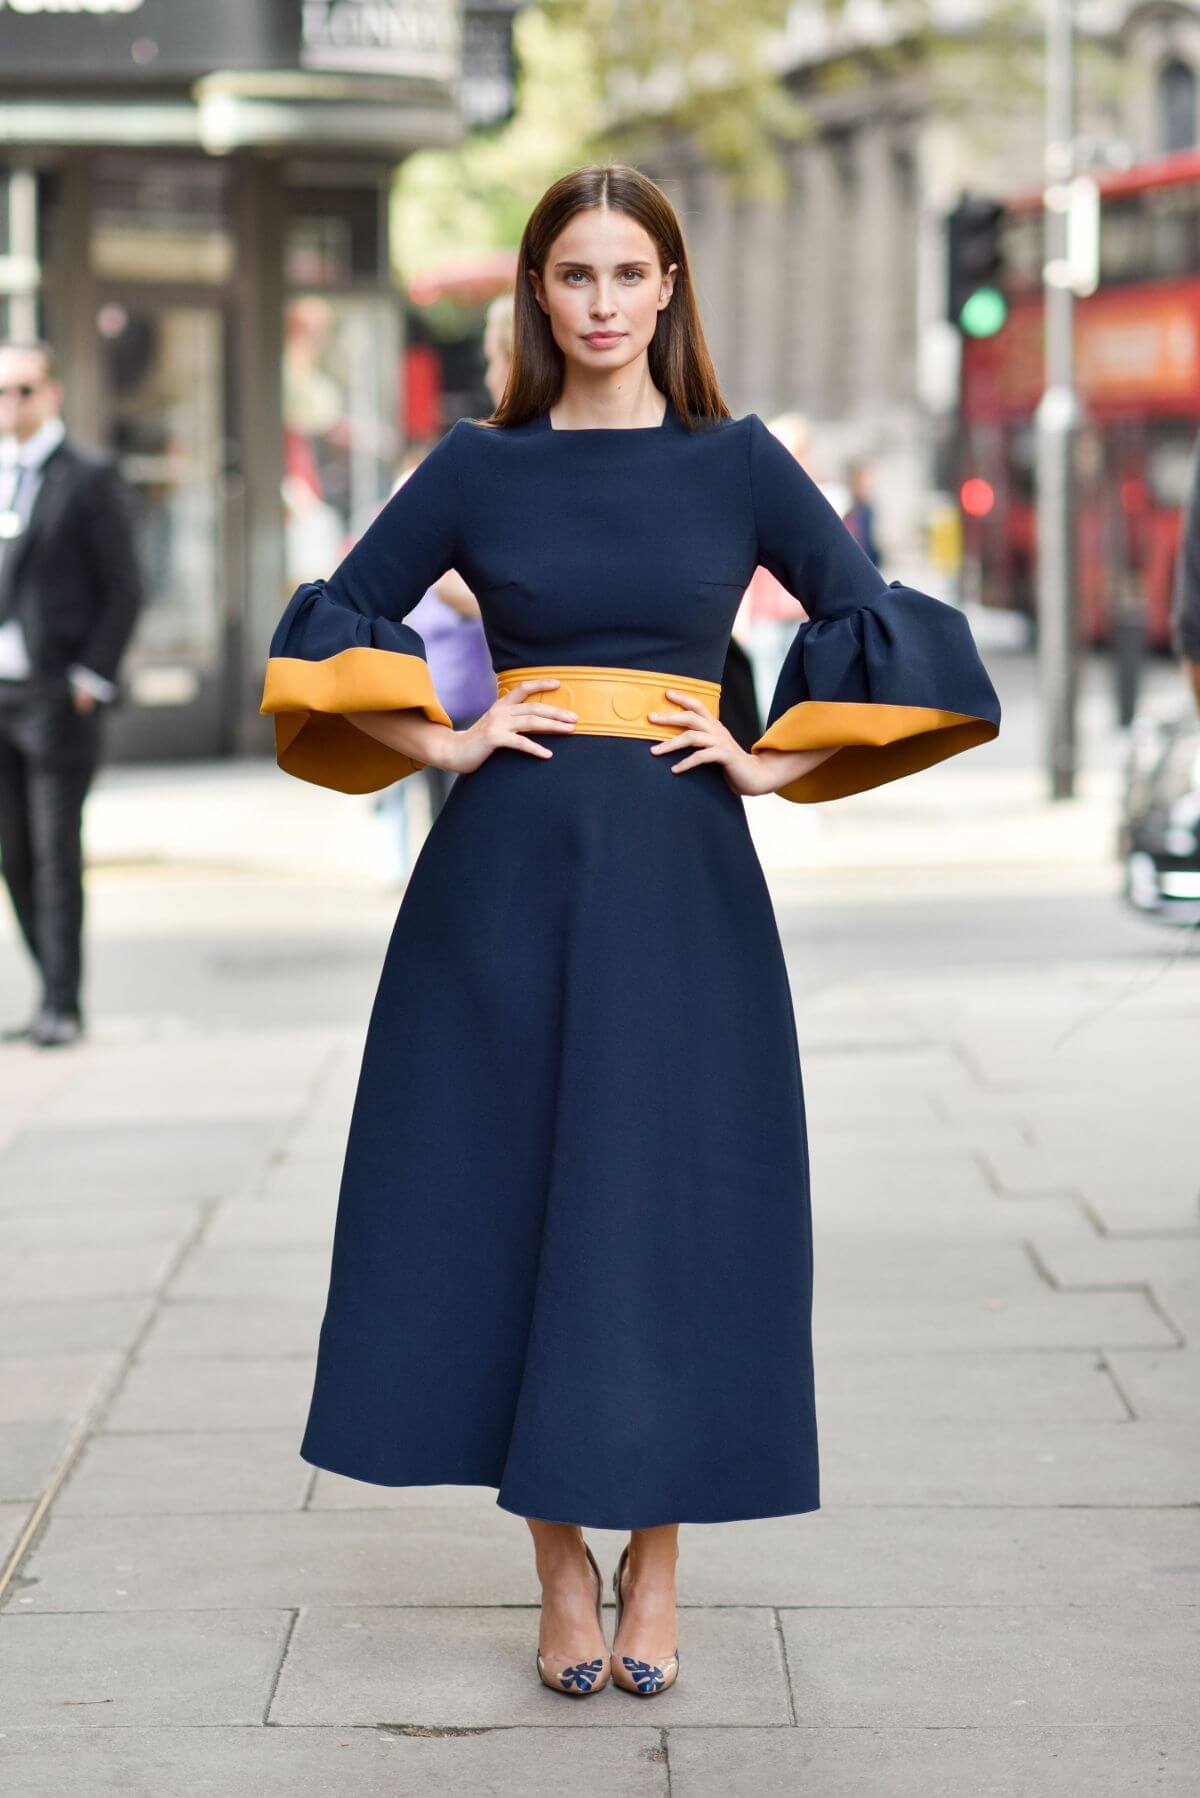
(262, 1607), (300, 1725)
(378, 1723), (495, 1737)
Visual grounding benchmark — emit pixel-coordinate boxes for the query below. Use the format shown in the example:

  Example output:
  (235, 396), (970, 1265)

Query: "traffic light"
(947, 194), (1007, 337)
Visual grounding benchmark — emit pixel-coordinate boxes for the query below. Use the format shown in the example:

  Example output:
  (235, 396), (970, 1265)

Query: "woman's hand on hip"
(445, 677), (577, 774)
(647, 689), (838, 797)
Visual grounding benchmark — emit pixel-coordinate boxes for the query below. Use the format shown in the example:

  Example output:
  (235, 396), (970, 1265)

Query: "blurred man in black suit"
(0, 340), (143, 1047)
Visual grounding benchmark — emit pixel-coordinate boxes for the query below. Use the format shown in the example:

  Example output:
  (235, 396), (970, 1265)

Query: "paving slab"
(0, 1419), (73, 1503)
(779, 1606), (1200, 1726)
(103, 1357), (314, 1432)
(30, 1032), (327, 1127)
(811, 1188), (1090, 1243)
(0, 1353), (119, 1423)
(666, 1724), (1200, 1797)
(814, 1348), (1128, 1421)
(1106, 1350), (1200, 1424)
(813, 1286), (1174, 1351)
(0, 1202), (202, 1246)
(1, 1499), (29, 1561)
(0, 1297), (148, 1358)
(17, 1506), (1200, 1612)
(204, 1196), (339, 1247)
(56, 1431), (311, 1516)
(0, 1120), (280, 1209)
(169, 1246), (330, 1306)
(1029, 1236), (1200, 1339)
(0, 1610), (292, 1727)
(982, 1143), (1199, 1235)
(822, 1415), (1200, 1505)
(669, 1509), (1200, 1608)
(271, 1604), (788, 1727)
(137, 1300), (319, 1360)
(7, 1243), (180, 1305)
(0, 1726), (669, 1798)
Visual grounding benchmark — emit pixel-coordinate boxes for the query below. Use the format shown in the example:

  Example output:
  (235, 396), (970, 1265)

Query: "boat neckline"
(538, 393), (676, 434)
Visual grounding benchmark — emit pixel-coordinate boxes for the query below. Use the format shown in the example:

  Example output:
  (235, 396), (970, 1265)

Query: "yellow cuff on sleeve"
(751, 700), (998, 802)
(261, 647), (453, 794)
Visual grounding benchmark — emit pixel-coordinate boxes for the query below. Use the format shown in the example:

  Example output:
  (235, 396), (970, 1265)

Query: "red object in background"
(404, 344), (442, 442)
(957, 150), (1200, 647)
(960, 477), (996, 518)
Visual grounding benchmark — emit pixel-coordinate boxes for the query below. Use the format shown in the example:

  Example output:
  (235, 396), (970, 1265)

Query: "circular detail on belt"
(610, 685), (648, 721)
(552, 684), (575, 710)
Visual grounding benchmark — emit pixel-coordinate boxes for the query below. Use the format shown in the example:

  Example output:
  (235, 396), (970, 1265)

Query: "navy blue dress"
(261, 396), (1000, 1529)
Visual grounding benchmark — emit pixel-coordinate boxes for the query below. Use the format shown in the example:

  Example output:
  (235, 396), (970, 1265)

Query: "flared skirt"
(300, 733), (818, 1528)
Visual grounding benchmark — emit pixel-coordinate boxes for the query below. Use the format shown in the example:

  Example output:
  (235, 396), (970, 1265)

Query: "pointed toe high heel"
(535, 1540), (610, 1696)
(610, 1544), (680, 1696)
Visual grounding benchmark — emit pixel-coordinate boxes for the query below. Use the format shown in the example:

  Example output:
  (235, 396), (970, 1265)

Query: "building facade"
(649, 1), (1200, 575)
(0, 0), (471, 760)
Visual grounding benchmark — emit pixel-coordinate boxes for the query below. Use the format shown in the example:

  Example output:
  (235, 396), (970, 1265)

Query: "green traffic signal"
(959, 286), (1007, 338)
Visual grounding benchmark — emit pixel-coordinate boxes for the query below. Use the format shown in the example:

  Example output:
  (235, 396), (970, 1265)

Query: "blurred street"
(1, 644), (1197, 1795)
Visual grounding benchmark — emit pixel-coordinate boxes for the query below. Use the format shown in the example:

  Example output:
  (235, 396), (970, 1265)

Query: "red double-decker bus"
(958, 149), (1200, 646)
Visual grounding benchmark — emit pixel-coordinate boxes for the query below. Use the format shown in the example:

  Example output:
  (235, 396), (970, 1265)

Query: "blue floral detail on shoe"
(622, 1655), (666, 1693)
(559, 1658), (605, 1693)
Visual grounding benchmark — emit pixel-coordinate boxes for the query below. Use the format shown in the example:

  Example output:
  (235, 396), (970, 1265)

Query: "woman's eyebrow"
(552, 258), (653, 270)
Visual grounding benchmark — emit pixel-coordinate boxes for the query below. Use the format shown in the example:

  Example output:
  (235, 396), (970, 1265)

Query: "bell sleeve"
(746, 413), (1001, 802)
(260, 422), (467, 794)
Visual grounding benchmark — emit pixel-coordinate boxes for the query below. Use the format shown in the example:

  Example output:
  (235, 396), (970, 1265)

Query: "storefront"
(0, 0), (487, 760)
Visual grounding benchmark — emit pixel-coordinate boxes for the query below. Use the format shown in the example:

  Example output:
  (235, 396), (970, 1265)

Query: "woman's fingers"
(668, 746), (722, 772)
(650, 727), (708, 754)
(505, 732), (554, 758)
(509, 703), (578, 722)
(514, 677), (564, 699)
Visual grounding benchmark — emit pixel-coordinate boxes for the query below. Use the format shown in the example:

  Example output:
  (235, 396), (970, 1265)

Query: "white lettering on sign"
(301, 0), (458, 79)
(0, 0), (146, 13)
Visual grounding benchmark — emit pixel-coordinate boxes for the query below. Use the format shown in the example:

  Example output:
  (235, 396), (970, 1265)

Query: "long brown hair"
(485, 164), (730, 433)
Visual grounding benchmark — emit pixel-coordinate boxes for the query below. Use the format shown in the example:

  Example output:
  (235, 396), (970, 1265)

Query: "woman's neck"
(549, 367), (666, 432)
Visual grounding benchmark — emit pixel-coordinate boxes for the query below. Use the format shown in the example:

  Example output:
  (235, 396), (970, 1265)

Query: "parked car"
(1118, 707), (1200, 920)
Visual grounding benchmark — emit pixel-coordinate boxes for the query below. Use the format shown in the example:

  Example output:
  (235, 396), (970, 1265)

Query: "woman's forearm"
(345, 708), (461, 772)
(752, 745), (841, 795)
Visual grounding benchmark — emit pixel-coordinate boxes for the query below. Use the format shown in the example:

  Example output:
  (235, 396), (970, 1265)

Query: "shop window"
(282, 293), (401, 584)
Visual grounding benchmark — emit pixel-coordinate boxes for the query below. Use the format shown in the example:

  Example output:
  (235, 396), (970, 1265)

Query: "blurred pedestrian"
(0, 340), (143, 1047)
(1173, 431), (1200, 712)
(843, 459), (882, 567)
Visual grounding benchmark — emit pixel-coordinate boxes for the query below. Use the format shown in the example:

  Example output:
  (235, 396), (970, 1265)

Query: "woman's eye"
(563, 270), (643, 285)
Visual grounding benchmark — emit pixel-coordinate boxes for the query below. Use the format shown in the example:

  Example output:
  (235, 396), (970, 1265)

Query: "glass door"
(95, 295), (234, 760)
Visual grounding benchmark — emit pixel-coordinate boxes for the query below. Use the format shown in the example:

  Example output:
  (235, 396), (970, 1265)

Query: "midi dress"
(260, 394), (1001, 1530)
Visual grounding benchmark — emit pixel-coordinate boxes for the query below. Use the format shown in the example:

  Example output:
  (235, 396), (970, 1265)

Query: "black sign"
(0, 0), (295, 82)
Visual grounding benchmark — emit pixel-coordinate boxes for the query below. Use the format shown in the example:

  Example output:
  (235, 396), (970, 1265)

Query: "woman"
(260, 164), (1001, 1701)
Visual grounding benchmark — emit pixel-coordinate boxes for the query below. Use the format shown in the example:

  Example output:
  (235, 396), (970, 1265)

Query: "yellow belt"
(495, 664), (721, 742)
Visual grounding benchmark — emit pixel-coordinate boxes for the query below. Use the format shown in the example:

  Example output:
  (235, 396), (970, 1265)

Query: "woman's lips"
(584, 332), (624, 345)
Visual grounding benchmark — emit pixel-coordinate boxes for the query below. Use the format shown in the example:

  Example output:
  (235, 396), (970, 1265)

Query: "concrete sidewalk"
(1, 837), (1197, 1793)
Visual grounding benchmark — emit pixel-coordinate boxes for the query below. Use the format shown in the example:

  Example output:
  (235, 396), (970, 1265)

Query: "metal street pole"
(1035, 0), (1082, 800)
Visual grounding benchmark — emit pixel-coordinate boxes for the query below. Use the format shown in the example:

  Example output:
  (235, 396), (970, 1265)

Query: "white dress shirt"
(0, 417), (118, 702)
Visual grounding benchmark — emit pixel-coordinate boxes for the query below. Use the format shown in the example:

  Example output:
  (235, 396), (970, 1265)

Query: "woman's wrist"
(746, 744), (840, 795)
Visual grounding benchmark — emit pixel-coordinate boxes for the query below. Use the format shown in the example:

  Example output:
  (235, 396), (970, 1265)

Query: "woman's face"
(528, 207), (676, 378)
